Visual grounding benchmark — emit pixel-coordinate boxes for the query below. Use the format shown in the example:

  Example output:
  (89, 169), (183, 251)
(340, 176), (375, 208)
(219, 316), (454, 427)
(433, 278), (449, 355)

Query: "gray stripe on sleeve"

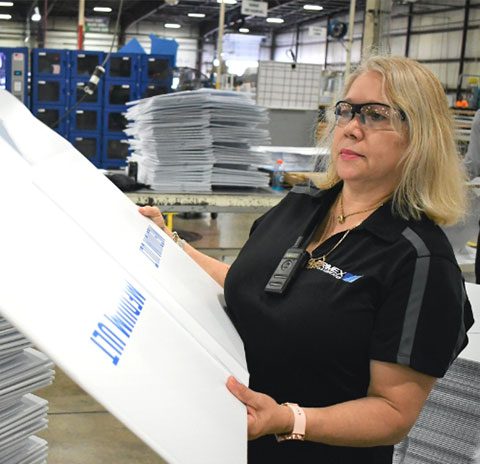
(450, 283), (467, 364)
(397, 227), (431, 365)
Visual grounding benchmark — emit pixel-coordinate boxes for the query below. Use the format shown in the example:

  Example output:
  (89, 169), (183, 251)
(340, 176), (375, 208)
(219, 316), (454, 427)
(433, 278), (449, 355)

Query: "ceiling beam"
(120, 0), (167, 31)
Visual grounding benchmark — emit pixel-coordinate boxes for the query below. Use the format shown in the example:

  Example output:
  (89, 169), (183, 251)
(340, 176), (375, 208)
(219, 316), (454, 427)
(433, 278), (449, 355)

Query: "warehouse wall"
(271, 2), (480, 98)
(1, 2), (480, 93)
(125, 20), (199, 68)
(0, 17), (201, 68)
(272, 11), (363, 68)
(0, 20), (26, 46)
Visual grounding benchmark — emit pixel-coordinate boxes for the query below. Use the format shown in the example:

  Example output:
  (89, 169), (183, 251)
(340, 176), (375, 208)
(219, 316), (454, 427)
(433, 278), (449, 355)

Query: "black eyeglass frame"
(334, 100), (407, 126)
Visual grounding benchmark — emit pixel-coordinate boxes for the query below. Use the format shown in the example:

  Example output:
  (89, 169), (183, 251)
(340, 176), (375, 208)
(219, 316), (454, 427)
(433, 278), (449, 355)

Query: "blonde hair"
(317, 55), (467, 226)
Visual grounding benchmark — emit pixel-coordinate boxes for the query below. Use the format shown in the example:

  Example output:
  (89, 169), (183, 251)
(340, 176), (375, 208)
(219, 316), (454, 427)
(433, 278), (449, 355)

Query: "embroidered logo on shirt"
(306, 258), (363, 282)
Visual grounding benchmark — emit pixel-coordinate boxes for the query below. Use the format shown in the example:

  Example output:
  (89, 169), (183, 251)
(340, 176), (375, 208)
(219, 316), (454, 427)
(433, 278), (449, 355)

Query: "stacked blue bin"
(138, 53), (175, 100)
(68, 50), (104, 167)
(102, 52), (140, 168)
(31, 49), (70, 136)
(30, 47), (176, 169)
(0, 47), (29, 106)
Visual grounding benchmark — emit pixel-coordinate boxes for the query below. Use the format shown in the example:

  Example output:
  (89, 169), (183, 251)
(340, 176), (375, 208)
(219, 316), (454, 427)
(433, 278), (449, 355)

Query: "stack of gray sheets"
(0, 315), (54, 464)
(393, 357), (480, 464)
(125, 89), (272, 192)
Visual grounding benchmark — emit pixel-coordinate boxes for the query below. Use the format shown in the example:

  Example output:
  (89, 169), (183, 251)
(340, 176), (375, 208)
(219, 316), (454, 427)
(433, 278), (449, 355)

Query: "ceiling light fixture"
(0, 2), (14, 7)
(165, 23), (181, 28)
(0, 12), (12, 19)
(239, 27), (249, 33)
(188, 12), (206, 18)
(93, 6), (112, 13)
(266, 17), (284, 24)
(31, 6), (41, 22)
(304, 4), (323, 11)
(216, 0), (237, 4)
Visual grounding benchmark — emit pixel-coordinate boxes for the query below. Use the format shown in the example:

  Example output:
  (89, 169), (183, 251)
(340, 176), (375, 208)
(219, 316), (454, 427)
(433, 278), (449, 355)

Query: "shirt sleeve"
(248, 194), (291, 236)
(370, 255), (474, 378)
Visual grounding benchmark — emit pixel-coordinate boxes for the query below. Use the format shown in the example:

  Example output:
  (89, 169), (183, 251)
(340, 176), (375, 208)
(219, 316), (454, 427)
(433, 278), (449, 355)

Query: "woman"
(140, 55), (474, 463)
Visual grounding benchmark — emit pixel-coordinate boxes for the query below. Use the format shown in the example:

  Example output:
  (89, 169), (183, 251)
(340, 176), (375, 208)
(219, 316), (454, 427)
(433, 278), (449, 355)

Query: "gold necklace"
(308, 195), (342, 253)
(337, 194), (385, 224)
(306, 228), (352, 270)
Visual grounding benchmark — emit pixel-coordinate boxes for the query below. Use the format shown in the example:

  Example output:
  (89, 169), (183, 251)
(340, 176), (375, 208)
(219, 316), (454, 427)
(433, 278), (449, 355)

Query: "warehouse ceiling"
(7, 0), (365, 37)
(5, 0), (473, 38)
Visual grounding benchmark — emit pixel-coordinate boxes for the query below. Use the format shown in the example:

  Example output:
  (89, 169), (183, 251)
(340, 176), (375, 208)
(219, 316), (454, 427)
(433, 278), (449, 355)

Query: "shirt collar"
(312, 182), (413, 244)
(357, 201), (411, 243)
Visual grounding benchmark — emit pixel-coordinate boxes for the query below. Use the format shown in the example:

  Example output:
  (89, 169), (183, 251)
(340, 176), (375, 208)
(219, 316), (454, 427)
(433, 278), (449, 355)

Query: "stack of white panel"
(125, 89), (271, 191)
(393, 282), (480, 464)
(0, 316), (54, 464)
(393, 358), (480, 464)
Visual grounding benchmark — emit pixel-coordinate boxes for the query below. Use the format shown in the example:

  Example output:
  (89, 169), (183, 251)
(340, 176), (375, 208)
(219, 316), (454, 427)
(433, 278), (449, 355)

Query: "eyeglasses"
(334, 101), (406, 130)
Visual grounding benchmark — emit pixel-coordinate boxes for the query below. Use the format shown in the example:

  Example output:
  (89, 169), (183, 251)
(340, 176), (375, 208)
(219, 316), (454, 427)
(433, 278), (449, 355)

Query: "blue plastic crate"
(70, 108), (102, 133)
(139, 54), (174, 83)
(32, 48), (69, 78)
(104, 80), (138, 107)
(70, 132), (101, 166)
(102, 134), (131, 168)
(70, 50), (104, 78)
(0, 47), (29, 106)
(69, 78), (103, 107)
(32, 77), (68, 105)
(138, 81), (171, 99)
(104, 53), (139, 81)
(149, 36), (178, 62)
(31, 104), (68, 136)
(103, 108), (128, 135)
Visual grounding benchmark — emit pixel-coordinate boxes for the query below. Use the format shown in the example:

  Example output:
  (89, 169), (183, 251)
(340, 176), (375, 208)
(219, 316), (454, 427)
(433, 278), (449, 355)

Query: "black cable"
(51, 0), (124, 130)
(101, 0), (124, 68)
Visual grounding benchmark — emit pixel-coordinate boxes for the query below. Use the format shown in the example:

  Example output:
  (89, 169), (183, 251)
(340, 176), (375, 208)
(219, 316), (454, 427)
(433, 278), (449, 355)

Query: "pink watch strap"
(275, 402), (306, 442)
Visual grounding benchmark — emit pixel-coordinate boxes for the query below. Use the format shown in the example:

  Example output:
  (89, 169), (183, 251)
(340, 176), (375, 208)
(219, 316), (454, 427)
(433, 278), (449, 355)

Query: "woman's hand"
(226, 376), (293, 440)
(138, 206), (167, 231)
(139, 205), (230, 287)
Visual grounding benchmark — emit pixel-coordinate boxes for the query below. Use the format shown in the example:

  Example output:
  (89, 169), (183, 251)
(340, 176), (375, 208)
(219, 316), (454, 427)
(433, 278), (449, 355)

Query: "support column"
(118, 26), (126, 47)
(196, 37), (204, 73)
(324, 17), (330, 68)
(404, 2), (413, 57)
(294, 25), (300, 61)
(456, 0), (470, 99)
(77, 0), (85, 50)
(38, 0), (48, 48)
(216, 0), (226, 89)
(345, 0), (357, 77)
(362, 0), (392, 57)
(362, 0), (381, 56)
(270, 31), (277, 61)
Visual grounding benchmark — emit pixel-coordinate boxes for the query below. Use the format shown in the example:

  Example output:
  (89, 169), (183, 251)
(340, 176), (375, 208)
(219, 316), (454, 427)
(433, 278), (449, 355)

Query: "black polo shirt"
(224, 182), (474, 464)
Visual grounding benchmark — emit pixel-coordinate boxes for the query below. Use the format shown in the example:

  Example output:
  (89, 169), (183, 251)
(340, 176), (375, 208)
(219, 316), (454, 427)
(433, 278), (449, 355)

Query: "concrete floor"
(35, 212), (261, 464)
